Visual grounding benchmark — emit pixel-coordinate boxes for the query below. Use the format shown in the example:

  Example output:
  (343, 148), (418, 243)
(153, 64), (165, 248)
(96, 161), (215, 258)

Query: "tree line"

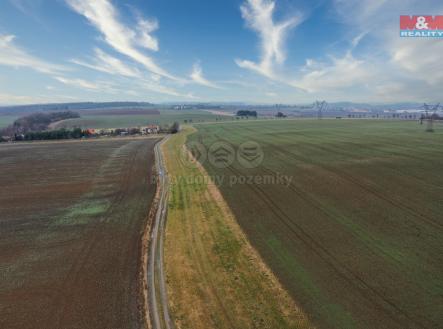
(1, 122), (181, 143)
(236, 110), (258, 117)
(12, 128), (91, 141)
(1, 111), (80, 136)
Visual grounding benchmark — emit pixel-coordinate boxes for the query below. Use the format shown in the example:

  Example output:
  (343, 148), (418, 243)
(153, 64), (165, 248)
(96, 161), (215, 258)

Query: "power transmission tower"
(422, 103), (440, 132)
(314, 100), (327, 119)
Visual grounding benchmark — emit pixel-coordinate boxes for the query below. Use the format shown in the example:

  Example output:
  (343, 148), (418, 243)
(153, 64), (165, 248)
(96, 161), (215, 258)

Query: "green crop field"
(188, 119), (443, 329)
(0, 115), (18, 129)
(163, 127), (312, 329)
(52, 110), (226, 129)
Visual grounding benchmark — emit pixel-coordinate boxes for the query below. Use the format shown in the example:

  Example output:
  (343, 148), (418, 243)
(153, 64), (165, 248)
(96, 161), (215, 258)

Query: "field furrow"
(0, 137), (159, 329)
(189, 120), (443, 329)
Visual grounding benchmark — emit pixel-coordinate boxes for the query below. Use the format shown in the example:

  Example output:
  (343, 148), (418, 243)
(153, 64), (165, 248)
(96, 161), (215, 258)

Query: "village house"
(141, 125), (160, 135)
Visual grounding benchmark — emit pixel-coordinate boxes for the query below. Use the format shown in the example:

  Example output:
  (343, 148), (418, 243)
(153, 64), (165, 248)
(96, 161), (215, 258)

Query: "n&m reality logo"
(400, 15), (443, 37)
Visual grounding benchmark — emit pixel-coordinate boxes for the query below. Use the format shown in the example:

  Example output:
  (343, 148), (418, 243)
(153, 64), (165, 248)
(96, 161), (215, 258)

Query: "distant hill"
(327, 102), (423, 111)
(0, 101), (429, 116)
(78, 109), (160, 116)
(1, 111), (80, 136)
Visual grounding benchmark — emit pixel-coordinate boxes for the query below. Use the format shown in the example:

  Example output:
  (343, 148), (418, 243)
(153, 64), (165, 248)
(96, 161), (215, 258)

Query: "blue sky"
(0, 0), (442, 105)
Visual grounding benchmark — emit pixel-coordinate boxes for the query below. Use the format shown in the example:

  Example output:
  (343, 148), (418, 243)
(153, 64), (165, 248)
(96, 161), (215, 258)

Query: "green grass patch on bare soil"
(189, 119), (443, 329)
(54, 200), (110, 226)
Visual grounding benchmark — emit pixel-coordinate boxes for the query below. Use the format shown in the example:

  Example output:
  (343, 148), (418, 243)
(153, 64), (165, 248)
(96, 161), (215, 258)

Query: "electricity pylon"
(422, 103), (440, 132)
(314, 100), (327, 119)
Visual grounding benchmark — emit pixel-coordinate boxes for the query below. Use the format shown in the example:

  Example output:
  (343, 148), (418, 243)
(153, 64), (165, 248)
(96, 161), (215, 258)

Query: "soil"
(0, 137), (159, 329)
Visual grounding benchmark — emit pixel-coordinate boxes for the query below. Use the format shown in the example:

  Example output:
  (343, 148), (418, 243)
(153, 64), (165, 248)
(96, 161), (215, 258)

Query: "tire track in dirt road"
(147, 136), (175, 329)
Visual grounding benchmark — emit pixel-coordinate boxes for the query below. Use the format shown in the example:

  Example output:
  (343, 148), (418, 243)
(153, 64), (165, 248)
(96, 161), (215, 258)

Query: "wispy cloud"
(65, 0), (178, 81)
(0, 93), (43, 105)
(8, 0), (35, 15)
(135, 15), (159, 51)
(54, 76), (105, 91)
(8, 0), (46, 25)
(0, 92), (77, 105)
(283, 0), (443, 102)
(232, 0), (443, 102)
(71, 48), (141, 78)
(294, 53), (374, 93)
(330, 0), (443, 101)
(218, 79), (259, 89)
(64, 0), (200, 98)
(190, 62), (221, 89)
(71, 48), (196, 97)
(0, 34), (66, 74)
(236, 0), (303, 79)
(139, 81), (195, 98)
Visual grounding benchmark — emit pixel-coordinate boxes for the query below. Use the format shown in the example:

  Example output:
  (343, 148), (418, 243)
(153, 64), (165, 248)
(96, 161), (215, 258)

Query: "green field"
(188, 119), (443, 329)
(163, 127), (312, 329)
(52, 110), (226, 129)
(0, 115), (18, 129)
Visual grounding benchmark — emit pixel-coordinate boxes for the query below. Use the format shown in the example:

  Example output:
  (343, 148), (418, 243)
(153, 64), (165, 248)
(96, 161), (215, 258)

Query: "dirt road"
(147, 137), (175, 329)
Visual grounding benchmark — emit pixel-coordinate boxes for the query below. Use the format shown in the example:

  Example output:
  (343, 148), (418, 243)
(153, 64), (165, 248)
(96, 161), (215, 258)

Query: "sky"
(0, 0), (442, 105)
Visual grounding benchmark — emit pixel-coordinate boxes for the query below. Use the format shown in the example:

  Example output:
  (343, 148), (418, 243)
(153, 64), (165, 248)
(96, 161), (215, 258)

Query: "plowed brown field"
(0, 137), (158, 329)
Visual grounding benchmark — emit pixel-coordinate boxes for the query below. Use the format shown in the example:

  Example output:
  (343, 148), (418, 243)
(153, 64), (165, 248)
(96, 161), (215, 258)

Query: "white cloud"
(65, 0), (199, 98)
(0, 93), (42, 105)
(71, 48), (141, 78)
(0, 34), (66, 74)
(55, 74), (194, 98)
(2, 1), (207, 102)
(65, 0), (178, 81)
(71, 48), (195, 97)
(294, 52), (375, 93)
(139, 81), (195, 98)
(151, 74), (161, 82)
(54, 76), (104, 91)
(350, 32), (367, 49)
(190, 62), (221, 89)
(331, 0), (443, 101)
(231, 0), (443, 102)
(8, 0), (35, 15)
(125, 90), (139, 96)
(236, 0), (303, 79)
(136, 16), (159, 51)
(218, 79), (259, 88)
(0, 93), (77, 105)
(390, 39), (443, 86)
(8, 0), (46, 24)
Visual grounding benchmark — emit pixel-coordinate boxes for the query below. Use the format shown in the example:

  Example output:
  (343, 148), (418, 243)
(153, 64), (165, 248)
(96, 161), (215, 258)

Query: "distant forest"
(1, 111), (80, 136)
(12, 128), (91, 141)
(236, 110), (258, 117)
